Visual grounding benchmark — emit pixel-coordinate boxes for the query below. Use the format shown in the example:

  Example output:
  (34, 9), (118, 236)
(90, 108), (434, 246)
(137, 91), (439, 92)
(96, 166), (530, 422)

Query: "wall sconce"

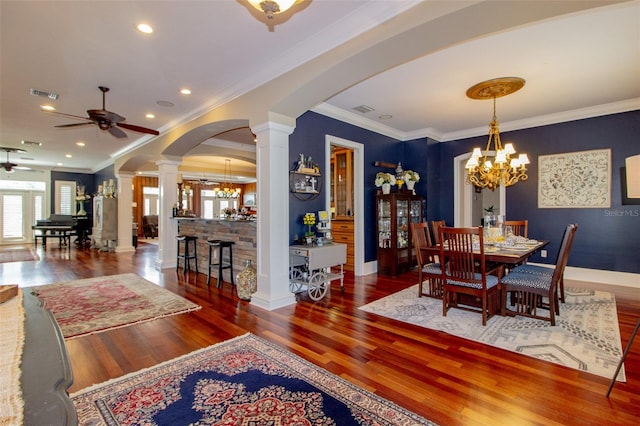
(626, 155), (640, 198)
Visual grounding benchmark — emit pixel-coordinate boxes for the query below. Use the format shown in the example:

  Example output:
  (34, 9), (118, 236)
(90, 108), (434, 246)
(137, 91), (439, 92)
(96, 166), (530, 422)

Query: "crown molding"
(315, 98), (640, 143)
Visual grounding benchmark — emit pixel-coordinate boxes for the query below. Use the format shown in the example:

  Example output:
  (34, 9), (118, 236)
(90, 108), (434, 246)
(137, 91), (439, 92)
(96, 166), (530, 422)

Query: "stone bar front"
(175, 218), (256, 282)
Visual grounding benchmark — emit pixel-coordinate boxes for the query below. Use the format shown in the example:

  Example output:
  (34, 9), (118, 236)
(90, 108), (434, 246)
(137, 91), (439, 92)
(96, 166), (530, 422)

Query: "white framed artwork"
(538, 148), (611, 208)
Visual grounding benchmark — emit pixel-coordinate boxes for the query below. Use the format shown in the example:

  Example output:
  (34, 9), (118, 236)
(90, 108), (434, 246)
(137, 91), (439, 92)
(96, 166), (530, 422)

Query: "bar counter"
(175, 217), (256, 280)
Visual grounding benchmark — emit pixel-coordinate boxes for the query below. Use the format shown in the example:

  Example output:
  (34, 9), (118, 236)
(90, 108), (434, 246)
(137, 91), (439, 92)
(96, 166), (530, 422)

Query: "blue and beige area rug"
(72, 333), (436, 425)
(360, 286), (625, 381)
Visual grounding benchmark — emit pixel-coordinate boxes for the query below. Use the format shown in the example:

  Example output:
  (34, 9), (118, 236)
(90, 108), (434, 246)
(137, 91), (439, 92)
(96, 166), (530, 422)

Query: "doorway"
(324, 135), (364, 276)
(453, 152), (505, 227)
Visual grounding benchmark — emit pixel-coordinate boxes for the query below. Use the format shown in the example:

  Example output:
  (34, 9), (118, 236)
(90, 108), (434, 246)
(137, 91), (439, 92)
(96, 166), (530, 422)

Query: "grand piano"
(33, 214), (91, 249)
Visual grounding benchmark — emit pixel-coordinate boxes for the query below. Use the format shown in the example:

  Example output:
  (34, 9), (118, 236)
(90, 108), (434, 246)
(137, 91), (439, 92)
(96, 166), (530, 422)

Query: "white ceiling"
(1, 0), (639, 176)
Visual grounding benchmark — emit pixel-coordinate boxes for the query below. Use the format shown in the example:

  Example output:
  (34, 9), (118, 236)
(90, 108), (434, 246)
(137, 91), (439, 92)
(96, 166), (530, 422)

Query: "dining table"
(420, 239), (550, 269)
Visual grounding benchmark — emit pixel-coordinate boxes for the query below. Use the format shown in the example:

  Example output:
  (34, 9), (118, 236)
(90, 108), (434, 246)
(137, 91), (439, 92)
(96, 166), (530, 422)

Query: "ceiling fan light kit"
(44, 86), (160, 139)
(465, 77), (529, 191)
(248, 0), (298, 19)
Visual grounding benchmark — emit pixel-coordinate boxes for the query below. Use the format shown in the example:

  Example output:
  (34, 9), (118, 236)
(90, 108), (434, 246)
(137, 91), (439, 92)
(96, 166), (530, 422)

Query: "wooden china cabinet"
(376, 192), (423, 276)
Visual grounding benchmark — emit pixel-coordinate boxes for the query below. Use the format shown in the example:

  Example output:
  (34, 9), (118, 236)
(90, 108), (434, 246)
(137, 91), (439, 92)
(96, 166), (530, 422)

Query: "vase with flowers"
(303, 212), (316, 245)
(403, 170), (420, 192)
(375, 172), (396, 194)
(222, 207), (237, 219)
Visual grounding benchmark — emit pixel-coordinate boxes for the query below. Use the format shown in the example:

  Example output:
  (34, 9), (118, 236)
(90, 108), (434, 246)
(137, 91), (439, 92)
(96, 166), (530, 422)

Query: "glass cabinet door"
(378, 198), (391, 248)
(396, 199), (408, 248)
(410, 200), (422, 224)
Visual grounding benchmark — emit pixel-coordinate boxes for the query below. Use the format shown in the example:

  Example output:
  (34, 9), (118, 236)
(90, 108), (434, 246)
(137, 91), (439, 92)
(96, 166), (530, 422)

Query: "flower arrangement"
(374, 172), (396, 187)
(403, 170), (420, 182)
(303, 212), (316, 236)
(222, 207), (237, 217)
(76, 185), (91, 202)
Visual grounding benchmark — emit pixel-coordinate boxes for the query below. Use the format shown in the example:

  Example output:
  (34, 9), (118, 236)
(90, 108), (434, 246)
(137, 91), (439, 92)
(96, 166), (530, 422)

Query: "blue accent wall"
(289, 109), (640, 275)
(289, 111), (408, 262)
(50, 171), (96, 216)
(433, 110), (640, 274)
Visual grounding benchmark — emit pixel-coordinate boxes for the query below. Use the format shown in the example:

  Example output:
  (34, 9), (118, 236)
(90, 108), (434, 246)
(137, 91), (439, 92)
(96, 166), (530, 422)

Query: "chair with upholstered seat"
(504, 220), (528, 238)
(439, 226), (502, 326)
(501, 223), (578, 325)
(431, 220), (446, 245)
(410, 222), (442, 298)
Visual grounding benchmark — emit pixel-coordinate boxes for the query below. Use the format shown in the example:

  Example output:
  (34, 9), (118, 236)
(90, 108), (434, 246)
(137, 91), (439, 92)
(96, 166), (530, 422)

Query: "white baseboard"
(365, 260), (640, 289)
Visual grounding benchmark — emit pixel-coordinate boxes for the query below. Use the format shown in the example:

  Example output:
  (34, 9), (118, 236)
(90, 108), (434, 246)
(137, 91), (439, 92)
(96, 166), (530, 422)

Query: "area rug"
(0, 248), (39, 263)
(360, 285), (625, 381)
(72, 333), (435, 426)
(31, 273), (200, 339)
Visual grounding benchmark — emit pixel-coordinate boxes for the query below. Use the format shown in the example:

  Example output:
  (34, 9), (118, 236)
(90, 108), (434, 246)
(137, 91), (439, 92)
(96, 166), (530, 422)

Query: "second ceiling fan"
(45, 86), (160, 139)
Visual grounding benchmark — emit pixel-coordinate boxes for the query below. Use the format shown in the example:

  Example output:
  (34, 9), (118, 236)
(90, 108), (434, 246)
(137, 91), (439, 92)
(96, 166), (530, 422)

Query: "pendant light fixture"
(465, 77), (530, 191)
(214, 159), (242, 198)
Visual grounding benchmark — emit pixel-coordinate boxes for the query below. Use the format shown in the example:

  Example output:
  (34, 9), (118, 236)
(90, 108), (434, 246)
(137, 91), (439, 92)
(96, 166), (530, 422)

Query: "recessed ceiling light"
(21, 140), (42, 147)
(179, 88), (191, 95)
(57, 162), (63, 166)
(65, 154), (72, 158)
(76, 142), (85, 147)
(145, 113), (155, 119)
(41, 105), (56, 111)
(137, 23), (153, 34)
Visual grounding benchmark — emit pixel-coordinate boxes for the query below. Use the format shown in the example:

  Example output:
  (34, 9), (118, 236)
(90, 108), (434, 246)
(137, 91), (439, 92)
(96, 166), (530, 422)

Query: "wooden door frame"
(324, 135), (364, 276)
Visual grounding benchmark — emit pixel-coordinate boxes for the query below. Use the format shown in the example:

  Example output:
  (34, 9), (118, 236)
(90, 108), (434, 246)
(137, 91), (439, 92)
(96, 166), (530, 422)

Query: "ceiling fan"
(44, 86), (160, 139)
(1, 147), (30, 173)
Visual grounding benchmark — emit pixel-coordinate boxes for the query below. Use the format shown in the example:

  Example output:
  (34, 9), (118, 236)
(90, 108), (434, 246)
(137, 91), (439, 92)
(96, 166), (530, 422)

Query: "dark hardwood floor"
(3, 242), (639, 425)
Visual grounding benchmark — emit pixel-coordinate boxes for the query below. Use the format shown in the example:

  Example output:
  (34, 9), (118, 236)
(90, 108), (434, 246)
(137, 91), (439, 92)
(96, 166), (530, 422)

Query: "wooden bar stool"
(207, 240), (235, 287)
(176, 235), (198, 273)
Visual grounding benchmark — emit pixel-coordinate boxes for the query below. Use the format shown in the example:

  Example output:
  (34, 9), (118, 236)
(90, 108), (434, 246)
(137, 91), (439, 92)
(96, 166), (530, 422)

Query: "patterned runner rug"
(360, 285), (625, 381)
(31, 273), (200, 339)
(0, 248), (39, 263)
(72, 333), (436, 425)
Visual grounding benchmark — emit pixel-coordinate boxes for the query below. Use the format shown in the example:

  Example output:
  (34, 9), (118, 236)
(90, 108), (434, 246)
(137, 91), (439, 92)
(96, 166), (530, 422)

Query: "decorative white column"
(115, 172), (135, 253)
(250, 121), (297, 310)
(156, 160), (180, 270)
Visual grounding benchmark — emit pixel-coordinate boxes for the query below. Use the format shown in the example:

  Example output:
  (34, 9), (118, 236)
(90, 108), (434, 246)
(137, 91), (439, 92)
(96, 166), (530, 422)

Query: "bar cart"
(289, 243), (347, 301)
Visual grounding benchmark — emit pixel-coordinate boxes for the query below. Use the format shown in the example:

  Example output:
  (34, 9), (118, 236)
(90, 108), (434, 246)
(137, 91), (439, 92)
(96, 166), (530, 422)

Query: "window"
(55, 180), (76, 215)
(142, 186), (159, 215)
(201, 190), (238, 219)
(2, 194), (23, 239)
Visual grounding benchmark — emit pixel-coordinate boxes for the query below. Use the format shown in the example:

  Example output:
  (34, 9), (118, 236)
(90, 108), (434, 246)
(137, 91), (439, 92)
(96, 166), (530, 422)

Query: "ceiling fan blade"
(55, 122), (94, 128)
(108, 126), (128, 138)
(117, 122), (160, 136)
(42, 110), (91, 121)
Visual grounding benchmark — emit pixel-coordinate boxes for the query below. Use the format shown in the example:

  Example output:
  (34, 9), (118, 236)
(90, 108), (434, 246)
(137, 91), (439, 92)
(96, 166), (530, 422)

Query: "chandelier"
(214, 159), (242, 198)
(465, 77), (530, 191)
(247, 0), (298, 19)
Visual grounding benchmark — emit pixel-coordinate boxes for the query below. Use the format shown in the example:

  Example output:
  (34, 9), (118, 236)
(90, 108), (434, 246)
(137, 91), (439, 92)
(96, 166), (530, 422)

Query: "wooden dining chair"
(504, 220), (528, 238)
(410, 222), (442, 298)
(501, 224), (578, 325)
(431, 220), (446, 245)
(438, 226), (502, 326)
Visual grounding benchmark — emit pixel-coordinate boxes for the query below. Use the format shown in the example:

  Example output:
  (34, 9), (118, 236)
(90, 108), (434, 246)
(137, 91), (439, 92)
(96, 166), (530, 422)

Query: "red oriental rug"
(72, 333), (436, 425)
(0, 248), (39, 263)
(31, 273), (200, 339)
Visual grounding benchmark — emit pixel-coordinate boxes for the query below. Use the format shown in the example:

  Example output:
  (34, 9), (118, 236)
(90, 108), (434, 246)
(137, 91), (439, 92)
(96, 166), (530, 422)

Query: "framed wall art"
(538, 148), (611, 208)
